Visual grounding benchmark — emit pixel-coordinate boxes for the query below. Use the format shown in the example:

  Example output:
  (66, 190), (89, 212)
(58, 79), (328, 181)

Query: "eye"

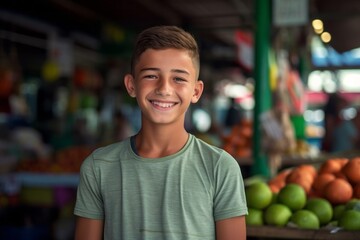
(144, 75), (157, 80)
(174, 77), (187, 82)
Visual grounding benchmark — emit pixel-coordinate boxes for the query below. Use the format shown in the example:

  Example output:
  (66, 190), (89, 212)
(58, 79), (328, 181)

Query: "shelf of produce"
(237, 153), (346, 168)
(247, 226), (359, 240)
(236, 155), (327, 167)
(14, 172), (79, 187)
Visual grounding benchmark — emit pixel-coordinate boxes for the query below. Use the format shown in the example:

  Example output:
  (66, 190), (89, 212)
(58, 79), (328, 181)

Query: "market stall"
(2, 1), (360, 239)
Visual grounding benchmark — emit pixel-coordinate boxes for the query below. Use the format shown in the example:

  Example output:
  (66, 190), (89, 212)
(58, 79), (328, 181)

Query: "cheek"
(135, 82), (149, 94)
(184, 90), (198, 103)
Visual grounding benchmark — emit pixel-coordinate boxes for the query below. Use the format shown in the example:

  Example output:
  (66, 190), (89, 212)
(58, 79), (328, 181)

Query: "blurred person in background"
(224, 97), (242, 134)
(321, 93), (360, 153)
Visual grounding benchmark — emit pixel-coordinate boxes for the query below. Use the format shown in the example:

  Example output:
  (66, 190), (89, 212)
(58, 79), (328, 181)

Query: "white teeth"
(152, 101), (175, 108)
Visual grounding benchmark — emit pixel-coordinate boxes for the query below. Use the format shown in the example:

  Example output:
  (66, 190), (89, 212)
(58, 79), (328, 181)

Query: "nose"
(155, 78), (172, 96)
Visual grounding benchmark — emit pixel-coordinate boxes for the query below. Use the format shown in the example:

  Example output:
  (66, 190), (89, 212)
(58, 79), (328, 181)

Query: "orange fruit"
(312, 173), (336, 197)
(268, 183), (281, 193)
(338, 158), (350, 167)
(235, 147), (251, 158)
(269, 176), (285, 186)
(324, 179), (353, 205)
(275, 168), (292, 181)
(239, 124), (252, 138)
(297, 164), (317, 179)
(319, 158), (343, 174)
(268, 169), (292, 193)
(342, 158), (360, 184)
(286, 169), (314, 193)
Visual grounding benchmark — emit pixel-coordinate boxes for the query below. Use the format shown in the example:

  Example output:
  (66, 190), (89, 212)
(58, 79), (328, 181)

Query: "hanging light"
(320, 32), (331, 43)
(312, 19), (324, 34)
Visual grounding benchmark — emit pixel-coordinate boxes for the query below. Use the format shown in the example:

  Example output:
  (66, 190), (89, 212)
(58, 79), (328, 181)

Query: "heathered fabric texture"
(74, 134), (247, 240)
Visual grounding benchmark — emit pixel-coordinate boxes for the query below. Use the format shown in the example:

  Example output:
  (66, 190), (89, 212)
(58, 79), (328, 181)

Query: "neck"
(135, 126), (189, 158)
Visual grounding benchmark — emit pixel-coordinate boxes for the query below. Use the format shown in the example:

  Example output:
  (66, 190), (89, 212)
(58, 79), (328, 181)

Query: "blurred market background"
(1, 0), (360, 239)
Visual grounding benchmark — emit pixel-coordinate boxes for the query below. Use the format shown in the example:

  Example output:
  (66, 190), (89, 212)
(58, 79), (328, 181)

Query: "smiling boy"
(74, 25), (248, 240)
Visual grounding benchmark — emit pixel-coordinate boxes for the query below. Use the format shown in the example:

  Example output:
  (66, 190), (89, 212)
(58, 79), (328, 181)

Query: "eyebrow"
(139, 67), (190, 75)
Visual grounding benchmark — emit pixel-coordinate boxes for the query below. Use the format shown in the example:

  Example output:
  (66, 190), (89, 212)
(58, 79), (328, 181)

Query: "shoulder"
(190, 135), (238, 167)
(79, 138), (133, 180)
(191, 134), (224, 153)
(192, 134), (233, 154)
(81, 138), (131, 168)
(92, 139), (129, 159)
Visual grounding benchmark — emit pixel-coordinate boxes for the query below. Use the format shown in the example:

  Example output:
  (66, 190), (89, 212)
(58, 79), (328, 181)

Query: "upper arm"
(216, 216), (246, 240)
(75, 217), (104, 240)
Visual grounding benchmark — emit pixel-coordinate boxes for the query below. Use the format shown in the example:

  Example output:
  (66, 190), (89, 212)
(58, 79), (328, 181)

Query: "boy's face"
(124, 48), (203, 126)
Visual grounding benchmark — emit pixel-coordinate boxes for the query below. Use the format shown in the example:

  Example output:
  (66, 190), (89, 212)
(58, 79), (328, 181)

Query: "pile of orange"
(316, 157), (360, 204)
(268, 164), (317, 194)
(286, 164), (317, 194)
(268, 157), (360, 204)
(222, 120), (253, 159)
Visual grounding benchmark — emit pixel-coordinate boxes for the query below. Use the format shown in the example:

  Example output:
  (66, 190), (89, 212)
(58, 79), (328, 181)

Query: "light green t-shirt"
(74, 134), (248, 240)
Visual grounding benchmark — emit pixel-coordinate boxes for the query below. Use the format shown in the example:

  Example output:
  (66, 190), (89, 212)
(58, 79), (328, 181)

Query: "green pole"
(251, 0), (271, 178)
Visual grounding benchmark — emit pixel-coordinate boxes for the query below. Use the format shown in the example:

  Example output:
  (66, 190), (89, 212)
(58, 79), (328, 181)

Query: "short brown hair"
(130, 25), (200, 77)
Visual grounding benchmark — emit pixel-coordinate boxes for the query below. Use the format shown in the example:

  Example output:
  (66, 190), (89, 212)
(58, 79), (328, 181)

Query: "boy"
(74, 25), (248, 240)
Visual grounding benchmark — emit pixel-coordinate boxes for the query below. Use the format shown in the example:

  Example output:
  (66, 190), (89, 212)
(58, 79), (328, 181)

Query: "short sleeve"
(74, 154), (104, 219)
(213, 151), (248, 221)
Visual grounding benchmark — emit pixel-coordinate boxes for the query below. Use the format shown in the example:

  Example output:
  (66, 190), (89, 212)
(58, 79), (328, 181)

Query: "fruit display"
(16, 146), (94, 173)
(245, 157), (360, 232)
(222, 119), (313, 160)
(222, 119), (253, 159)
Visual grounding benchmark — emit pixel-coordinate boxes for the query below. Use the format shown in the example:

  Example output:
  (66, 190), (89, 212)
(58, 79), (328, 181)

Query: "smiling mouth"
(150, 100), (177, 108)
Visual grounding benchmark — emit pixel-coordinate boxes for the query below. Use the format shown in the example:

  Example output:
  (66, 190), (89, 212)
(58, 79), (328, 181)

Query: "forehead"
(135, 48), (199, 75)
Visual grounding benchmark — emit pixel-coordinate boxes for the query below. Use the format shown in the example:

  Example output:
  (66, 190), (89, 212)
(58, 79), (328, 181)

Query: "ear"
(191, 80), (204, 103)
(124, 74), (136, 97)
